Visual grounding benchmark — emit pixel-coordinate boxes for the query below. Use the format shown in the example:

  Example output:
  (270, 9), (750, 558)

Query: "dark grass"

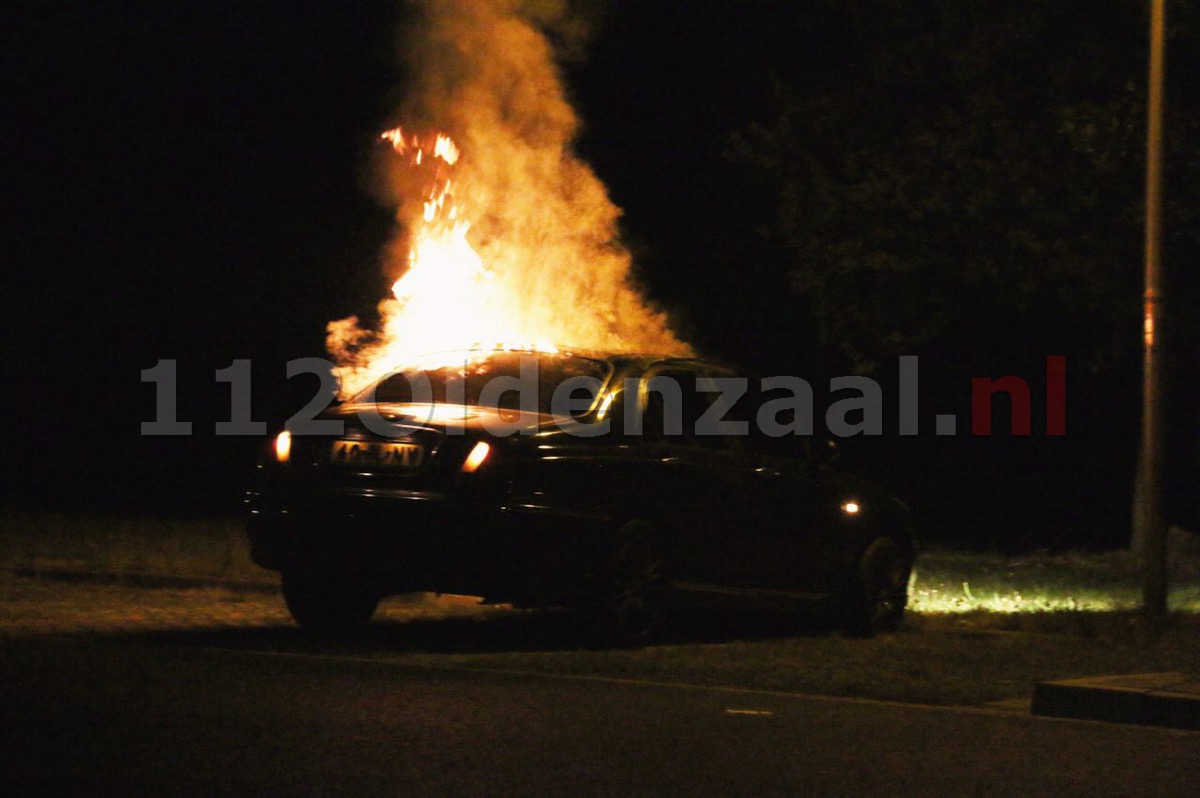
(2, 511), (1197, 707)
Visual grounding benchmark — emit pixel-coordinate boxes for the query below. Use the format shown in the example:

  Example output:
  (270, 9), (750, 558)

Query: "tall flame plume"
(327, 0), (688, 396)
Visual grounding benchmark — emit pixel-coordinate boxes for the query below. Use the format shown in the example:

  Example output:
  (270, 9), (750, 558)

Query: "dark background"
(8, 1), (1197, 550)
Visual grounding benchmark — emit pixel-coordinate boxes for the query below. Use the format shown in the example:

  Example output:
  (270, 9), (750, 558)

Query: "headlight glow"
(274, 430), (292, 463)
(462, 440), (491, 473)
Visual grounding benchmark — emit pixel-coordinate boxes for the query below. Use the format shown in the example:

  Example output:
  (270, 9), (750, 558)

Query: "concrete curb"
(1032, 672), (1200, 731)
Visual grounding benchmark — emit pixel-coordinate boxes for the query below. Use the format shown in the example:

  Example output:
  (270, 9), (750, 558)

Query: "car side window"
(741, 380), (813, 460)
(642, 370), (689, 442)
(691, 373), (747, 451)
(641, 368), (747, 452)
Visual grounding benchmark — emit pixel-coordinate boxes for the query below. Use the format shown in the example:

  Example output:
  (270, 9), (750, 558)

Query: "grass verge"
(401, 611), (1199, 706)
(0, 511), (265, 583)
(2, 511), (1197, 708)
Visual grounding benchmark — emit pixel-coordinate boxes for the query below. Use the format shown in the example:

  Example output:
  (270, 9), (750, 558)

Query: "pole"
(1133, 0), (1167, 616)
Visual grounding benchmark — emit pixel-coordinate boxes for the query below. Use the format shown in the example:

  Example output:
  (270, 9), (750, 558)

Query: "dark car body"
(245, 349), (913, 637)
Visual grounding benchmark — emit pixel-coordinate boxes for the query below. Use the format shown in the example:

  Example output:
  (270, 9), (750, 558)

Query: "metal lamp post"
(1133, 0), (1167, 616)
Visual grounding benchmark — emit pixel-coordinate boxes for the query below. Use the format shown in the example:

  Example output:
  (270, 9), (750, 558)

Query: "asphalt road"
(1, 636), (1197, 796)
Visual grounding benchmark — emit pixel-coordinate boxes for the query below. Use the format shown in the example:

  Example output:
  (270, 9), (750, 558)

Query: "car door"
(636, 366), (782, 589)
(734, 383), (840, 593)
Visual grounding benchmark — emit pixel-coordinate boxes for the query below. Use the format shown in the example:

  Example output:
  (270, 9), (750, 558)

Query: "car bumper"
(244, 486), (613, 604)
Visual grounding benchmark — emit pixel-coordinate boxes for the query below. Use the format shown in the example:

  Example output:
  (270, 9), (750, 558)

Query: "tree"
(732, 0), (1196, 375)
(731, 1), (1200, 548)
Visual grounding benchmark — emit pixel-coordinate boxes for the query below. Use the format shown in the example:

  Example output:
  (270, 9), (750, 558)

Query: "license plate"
(329, 440), (424, 468)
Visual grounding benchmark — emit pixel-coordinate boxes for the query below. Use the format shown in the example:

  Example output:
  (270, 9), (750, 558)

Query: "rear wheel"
(281, 571), (380, 635)
(839, 537), (911, 636)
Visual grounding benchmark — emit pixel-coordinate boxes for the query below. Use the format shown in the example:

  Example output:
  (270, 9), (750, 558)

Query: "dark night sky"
(7, 2), (1196, 546)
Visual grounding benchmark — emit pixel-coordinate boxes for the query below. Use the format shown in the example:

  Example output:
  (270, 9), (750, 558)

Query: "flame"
(327, 1), (689, 397)
(332, 126), (563, 392)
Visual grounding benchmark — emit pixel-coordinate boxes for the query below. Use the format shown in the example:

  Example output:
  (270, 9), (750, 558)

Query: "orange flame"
(326, 2), (688, 396)
(340, 126), (559, 391)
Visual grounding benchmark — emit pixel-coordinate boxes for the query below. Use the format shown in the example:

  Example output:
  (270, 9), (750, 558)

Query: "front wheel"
(839, 537), (911, 636)
(584, 520), (666, 647)
(281, 571), (380, 635)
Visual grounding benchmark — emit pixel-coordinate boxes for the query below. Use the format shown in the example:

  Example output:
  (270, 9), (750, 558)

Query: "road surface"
(1, 635), (1197, 796)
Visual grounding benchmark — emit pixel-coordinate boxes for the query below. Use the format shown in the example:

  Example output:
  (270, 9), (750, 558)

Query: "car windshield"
(357, 352), (612, 415)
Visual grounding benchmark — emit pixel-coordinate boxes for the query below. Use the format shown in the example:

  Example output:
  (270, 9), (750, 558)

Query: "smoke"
(327, 0), (688, 382)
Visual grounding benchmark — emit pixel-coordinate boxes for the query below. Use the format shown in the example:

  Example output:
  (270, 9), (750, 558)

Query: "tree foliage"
(733, 0), (1197, 373)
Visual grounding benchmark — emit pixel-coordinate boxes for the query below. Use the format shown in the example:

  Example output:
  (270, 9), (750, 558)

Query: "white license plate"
(330, 440), (424, 468)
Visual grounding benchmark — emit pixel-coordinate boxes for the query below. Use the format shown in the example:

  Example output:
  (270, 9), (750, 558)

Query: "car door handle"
(753, 466), (782, 478)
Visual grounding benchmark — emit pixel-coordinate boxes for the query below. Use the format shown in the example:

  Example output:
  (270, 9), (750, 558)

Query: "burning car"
(245, 349), (913, 642)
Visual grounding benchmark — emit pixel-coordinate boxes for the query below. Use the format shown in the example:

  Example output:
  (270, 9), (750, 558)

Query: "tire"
(586, 520), (666, 647)
(281, 571), (380, 635)
(839, 537), (911, 637)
